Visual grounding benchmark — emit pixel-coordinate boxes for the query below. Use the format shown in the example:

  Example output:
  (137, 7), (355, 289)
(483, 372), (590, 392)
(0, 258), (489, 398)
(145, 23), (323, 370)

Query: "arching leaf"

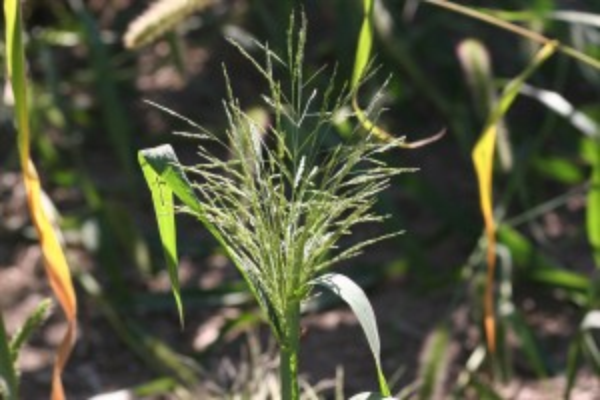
(312, 273), (391, 396)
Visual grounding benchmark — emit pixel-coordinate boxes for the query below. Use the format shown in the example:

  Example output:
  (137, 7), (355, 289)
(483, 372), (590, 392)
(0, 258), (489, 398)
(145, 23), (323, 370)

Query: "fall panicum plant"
(139, 13), (410, 399)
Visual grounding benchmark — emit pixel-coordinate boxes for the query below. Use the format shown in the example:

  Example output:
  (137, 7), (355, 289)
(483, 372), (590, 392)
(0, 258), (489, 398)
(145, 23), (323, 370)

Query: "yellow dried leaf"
(472, 124), (498, 353)
(471, 42), (556, 356)
(4, 1), (78, 398)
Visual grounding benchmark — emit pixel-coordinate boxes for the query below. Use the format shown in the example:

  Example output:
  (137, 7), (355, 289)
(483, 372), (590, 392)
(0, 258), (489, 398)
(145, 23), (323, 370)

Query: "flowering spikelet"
(123, 0), (215, 49)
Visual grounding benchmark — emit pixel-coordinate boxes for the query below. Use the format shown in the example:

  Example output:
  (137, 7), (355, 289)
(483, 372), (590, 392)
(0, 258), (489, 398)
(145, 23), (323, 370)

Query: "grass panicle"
(189, 80), (403, 322)
(123, 0), (215, 49)
(142, 12), (409, 398)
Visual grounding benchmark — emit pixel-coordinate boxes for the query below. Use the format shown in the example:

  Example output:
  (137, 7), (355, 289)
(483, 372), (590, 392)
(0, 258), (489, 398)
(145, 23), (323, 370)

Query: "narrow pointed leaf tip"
(352, 0), (375, 88)
(350, 0), (445, 148)
(313, 273), (391, 396)
(138, 144), (200, 326)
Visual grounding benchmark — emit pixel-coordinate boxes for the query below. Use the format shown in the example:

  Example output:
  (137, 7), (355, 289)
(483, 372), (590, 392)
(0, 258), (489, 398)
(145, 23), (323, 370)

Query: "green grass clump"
(140, 13), (410, 399)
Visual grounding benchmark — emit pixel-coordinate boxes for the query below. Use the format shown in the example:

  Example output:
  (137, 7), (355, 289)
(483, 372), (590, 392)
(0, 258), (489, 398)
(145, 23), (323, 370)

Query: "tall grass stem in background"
(139, 13), (407, 399)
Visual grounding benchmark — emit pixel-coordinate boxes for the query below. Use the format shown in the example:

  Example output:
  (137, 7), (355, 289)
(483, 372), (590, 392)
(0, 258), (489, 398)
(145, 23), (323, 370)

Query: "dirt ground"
(2, 149), (599, 399)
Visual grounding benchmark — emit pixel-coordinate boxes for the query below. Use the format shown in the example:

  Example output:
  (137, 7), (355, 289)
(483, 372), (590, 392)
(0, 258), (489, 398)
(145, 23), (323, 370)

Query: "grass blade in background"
(372, 0), (458, 140)
(351, 0), (374, 89)
(498, 245), (548, 378)
(0, 315), (18, 400)
(471, 42), (556, 355)
(0, 299), (52, 399)
(457, 39), (512, 171)
(4, 1), (78, 398)
(477, 8), (600, 28)
(76, 272), (199, 388)
(498, 225), (590, 292)
(565, 334), (582, 399)
(350, 0), (444, 148)
(468, 375), (504, 400)
(9, 299), (52, 361)
(588, 158), (600, 267)
(417, 325), (450, 400)
(425, 0), (600, 70)
(518, 83), (600, 138)
(496, 243), (548, 378)
(68, 0), (135, 179)
(313, 273), (391, 397)
(457, 39), (495, 120)
(565, 310), (600, 397)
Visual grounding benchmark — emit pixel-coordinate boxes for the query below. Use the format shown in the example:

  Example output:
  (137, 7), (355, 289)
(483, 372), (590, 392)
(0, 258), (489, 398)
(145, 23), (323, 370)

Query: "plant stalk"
(280, 298), (301, 400)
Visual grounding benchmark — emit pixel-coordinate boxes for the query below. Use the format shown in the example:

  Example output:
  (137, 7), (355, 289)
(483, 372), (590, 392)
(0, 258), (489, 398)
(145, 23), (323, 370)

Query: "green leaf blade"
(0, 315), (18, 400)
(313, 273), (390, 396)
(351, 0), (375, 89)
(587, 166), (600, 267)
(418, 325), (451, 400)
(138, 145), (197, 326)
(9, 299), (52, 362)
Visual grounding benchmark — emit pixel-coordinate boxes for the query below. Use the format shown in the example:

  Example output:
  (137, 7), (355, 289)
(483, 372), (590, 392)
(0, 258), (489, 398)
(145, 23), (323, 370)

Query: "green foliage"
(76, 272), (199, 387)
(139, 12), (407, 398)
(65, 0), (137, 180)
(587, 159), (600, 267)
(352, 0), (374, 89)
(0, 315), (18, 400)
(314, 273), (390, 396)
(0, 300), (52, 400)
(565, 311), (600, 398)
(139, 145), (187, 325)
(417, 325), (450, 400)
(9, 299), (52, 362)
(6, 0), (600, 397)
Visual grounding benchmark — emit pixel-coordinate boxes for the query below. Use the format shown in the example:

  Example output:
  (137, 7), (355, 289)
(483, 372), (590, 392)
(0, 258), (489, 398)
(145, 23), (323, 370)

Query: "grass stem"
(280, 298), (301, 400)
(425, 0), (600, 71)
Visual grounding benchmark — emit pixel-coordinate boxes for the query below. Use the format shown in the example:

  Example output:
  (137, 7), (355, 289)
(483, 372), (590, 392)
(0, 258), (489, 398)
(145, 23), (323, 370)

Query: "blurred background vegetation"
(2, 0), (600, 398)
